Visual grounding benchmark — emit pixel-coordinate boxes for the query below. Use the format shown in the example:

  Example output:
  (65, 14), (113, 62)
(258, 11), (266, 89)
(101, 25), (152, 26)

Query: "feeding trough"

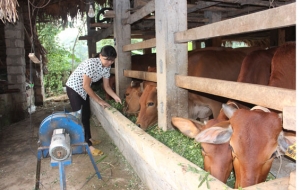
(90, 99), (294, 190)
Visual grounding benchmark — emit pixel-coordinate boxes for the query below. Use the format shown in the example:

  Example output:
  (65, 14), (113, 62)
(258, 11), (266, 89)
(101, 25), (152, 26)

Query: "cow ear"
(171, 117), (204, 139)
(195, 121), (233, 144)
(222, 104), (237, 119)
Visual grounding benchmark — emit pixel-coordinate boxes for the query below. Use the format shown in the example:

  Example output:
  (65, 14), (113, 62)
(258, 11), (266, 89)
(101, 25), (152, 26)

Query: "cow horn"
(251, 106), (270, 112)
(131, 81), (135, 87)
(222, 103), (237, 119)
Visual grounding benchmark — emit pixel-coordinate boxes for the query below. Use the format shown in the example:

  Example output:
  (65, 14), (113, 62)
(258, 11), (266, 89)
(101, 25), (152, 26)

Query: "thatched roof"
(1, 0), (114, 72)
(1, 0), (113, 24)
(0, 0), (19, 23)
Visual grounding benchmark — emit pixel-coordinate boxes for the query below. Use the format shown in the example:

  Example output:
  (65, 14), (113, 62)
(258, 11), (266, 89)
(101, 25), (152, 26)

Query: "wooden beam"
(123, 0), (155, 25)
(223, 6), (265, 18)
(123, 70), (157, 82)
(103, 10), (115, 18)
(90, 23), (112, 28)
(187, 2), (220, 13)
(123, 38), (156, 51)
(79, 36), (92, 40)
(175, 75), (296, 112)
(93, 25), (114, 42)
(110, 68), (115, 74)
(283, 106), (296, 131)
(155, 0), (188, 130)
(209, 0), (288, 7)
(113, 0), (131, 99)
(175, 3), (296, 43)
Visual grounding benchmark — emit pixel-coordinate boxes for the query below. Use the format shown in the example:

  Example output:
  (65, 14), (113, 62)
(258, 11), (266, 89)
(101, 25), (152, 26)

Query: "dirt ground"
(0, 95), (148, 190)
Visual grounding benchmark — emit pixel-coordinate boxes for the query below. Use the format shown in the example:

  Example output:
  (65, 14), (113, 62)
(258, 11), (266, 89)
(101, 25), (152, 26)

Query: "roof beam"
(122, 0), (155, 25)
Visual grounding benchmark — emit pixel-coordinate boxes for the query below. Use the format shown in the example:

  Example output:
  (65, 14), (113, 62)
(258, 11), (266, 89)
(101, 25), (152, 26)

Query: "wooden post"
(113, 0), (131, 98)
(143, 37), (152, 54)
(192, 40), (203, 50)
(278, 28), (286, 46)
(155, 0), (188, 130)
(87, 1), (96, 58)
(204, 10), (222, 47)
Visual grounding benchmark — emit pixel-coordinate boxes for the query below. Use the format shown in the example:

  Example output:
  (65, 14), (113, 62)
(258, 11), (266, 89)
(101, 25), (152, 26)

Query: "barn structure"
(0, 0), (296, 189)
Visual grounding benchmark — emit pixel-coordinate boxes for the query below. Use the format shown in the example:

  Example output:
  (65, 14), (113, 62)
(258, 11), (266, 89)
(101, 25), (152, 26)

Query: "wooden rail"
(122, 70), (296, 131)
(175, 3), (296, 43)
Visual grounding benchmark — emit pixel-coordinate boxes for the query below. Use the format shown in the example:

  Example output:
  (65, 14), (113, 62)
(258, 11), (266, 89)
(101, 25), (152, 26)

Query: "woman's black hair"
(96, 45), (117, 59)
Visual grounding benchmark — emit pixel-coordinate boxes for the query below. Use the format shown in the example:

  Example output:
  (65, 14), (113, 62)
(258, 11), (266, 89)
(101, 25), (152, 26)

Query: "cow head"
(123, 80), (143, 116)
(136, 83), (157, 130)
(171, 116), (233, 184)
(221, 104), (290, 188)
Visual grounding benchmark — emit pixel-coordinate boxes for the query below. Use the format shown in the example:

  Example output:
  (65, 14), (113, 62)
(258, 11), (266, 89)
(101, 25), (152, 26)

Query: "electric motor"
(49, 128), (71, 161)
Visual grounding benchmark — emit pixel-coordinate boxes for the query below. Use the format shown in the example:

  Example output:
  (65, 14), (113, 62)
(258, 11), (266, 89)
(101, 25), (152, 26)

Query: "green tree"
(38, 22), (80, 97)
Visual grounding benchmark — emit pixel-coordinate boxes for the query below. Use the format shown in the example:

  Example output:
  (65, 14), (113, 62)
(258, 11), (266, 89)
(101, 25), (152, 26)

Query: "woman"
(66, 45), (121, 156)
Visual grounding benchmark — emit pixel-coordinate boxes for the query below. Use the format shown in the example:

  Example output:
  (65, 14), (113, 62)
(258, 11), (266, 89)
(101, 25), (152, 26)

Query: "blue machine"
(35, 111), (101, 190)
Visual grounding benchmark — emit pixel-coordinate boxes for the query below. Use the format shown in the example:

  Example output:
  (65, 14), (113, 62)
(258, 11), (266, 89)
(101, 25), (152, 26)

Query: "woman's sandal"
(91, 148), (103, 156)
(90, 139), (101, 145)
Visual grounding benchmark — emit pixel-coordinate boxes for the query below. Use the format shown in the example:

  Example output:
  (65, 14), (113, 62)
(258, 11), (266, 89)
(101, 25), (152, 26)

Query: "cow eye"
(125, 93), (129, 96)
(148, 102), (154, 107)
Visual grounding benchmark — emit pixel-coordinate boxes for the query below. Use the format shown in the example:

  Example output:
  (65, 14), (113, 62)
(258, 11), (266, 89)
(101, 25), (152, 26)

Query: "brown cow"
(123, 80), (156, 116)
(171, 115), (233, 183)
(104, 54), (157, 101)
(237, 47), (277, 84)
(172, 42), (296, 188)
(135, 83), (158, 130)
(220, 104), (291, 188)
(136, 49), (247, 129)
(171, 47), (283, 184)
(268, 41), (296, 89)
(131, 54), (157, 71)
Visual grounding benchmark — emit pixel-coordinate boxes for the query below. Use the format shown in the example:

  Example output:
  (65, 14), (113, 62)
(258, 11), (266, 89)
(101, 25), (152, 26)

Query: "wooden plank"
(123, 70), (157, 82)
(94, 25), (114, 42)
(103, 10), (115, 18)
(288, 171), (296, 190)
(123, 0), (155, 25)
(175, 3), (296, 43)
(187, 2), (220, 13)
(283, 106), (296, 131)
(90, 23), (111, 28)
(243, 177), (289, 190)
(211, 0), (288, 7)
(123, 38), (156, 51)
(113, 0), (131, 99)
(175, 75), (296, 111)
(155, 0), (188, 130)
(110, 68), (115, 74)
(78, 35), (92, 40)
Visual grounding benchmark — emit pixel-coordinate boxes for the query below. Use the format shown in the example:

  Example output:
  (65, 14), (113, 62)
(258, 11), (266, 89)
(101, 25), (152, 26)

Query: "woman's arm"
(83, 74), (110, 108)
(103, 77), (122, 103)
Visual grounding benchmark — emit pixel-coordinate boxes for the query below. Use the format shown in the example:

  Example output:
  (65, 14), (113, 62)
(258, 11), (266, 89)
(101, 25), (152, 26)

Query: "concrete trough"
(90, 99), (293, 190)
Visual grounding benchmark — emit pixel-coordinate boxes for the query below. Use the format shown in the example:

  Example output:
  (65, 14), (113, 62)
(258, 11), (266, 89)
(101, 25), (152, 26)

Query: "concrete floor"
(0, 99), (147, 190)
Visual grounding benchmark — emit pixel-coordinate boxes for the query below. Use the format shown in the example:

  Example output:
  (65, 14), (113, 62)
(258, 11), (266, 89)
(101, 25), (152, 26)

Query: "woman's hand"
(114, 97), (122, 104)
(98, 100), (111, 108)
